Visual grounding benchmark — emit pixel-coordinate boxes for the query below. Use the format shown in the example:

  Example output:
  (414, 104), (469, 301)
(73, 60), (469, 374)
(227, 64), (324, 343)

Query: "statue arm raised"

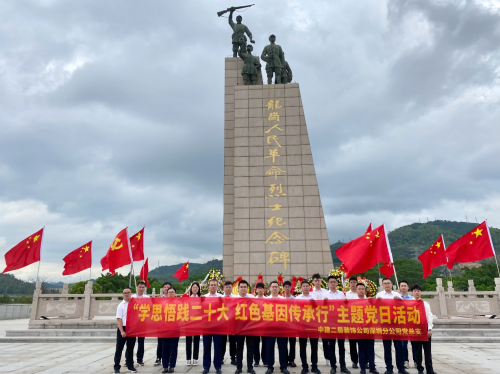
(228, 10), (235, 29)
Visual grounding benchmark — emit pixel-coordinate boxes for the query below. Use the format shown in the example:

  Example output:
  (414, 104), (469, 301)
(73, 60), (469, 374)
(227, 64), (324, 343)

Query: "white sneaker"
(404, 361), (409, 369)
(193, 360), (198, 366)
(187, 360), (192, 366)
(326, 359), (330, 367)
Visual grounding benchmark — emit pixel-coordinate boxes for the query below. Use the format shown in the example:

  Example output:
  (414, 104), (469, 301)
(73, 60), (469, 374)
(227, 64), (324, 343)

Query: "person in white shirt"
(264, 281), (289, 374)
(202, 279), (223, 374)
(296, 280), (320, 374)
(161, 287), (180, 373)
(155, 282), (171, 367)
(114, 287), (137, 373)
(410, 284), (436, 374)
(356, 283), (378, 374)
(187, 282), (201, 367)
(283, 280), (297, 368)
(131, 281), (150, 367)
(221, 281), (237, 366)
(310, 273), (331, 369)
(344, 277), (359, 369)
(322, 276), (349, 374)
(254, 283), (267, 367)
(376, 278), (407, 374)
(235, 280), (256, 374)
(397, 281), (415, 370)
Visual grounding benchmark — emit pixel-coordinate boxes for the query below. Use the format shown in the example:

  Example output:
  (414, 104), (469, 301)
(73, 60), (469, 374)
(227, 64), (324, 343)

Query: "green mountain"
(149, 259), (223, 283)
(330, 220), (500, 264)
(0, 273), (36, 295)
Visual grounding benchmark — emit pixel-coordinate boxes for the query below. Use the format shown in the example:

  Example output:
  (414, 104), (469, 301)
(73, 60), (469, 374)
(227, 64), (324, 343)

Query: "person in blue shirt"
(398, 280), (415, 370)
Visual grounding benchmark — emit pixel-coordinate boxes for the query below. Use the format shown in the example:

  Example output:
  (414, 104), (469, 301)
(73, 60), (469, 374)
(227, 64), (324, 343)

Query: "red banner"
(127, 298), (428, 341)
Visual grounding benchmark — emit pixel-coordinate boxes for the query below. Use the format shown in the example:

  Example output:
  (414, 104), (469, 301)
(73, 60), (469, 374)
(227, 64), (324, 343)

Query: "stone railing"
(29, 278), (500, 322)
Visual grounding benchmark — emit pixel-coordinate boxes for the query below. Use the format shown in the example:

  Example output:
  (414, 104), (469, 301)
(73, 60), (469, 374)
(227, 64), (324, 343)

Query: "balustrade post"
(495, 278), (500, 312)
(468, 279), (476, 298)
(30, 281), (42, 321)
(83, 281), (93, 320)
(152, 288), (156, 297)
(436, 278), (448, 318)
(378, 278), (383, 292)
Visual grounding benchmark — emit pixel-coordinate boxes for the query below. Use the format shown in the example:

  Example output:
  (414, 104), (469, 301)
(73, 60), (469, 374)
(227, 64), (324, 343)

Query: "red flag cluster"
(336, 221), (496, 280)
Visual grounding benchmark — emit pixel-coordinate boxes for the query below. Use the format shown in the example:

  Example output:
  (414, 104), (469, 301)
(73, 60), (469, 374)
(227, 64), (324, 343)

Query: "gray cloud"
(0, 0), (498, 282)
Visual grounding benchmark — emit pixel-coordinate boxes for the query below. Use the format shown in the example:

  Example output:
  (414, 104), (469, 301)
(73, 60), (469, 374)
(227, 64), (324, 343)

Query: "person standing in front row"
(132, 281), (150, 367)
(296, 280), (321, 374)
(203, 279), (223, 374)
(254, 283), (267, 367)
(186, 282), (201, 366)
(265, 281), (290, 374)
(234, 280), (256, 374)
(355, 283), (379, 374)
(222, 281), (237, 365)
(322, 276), (350, 374)
(161, 287), (180, 373)
(155, 282), (172, 367)
(283, 281), (297, 368)
(345, 277), (359, 370)
(398, 281), (415, 370)
(376, 278), (408, 374)
(114, 287), (137, 374)
(310, 274), (330, 369)
(411, 284), (437, 374)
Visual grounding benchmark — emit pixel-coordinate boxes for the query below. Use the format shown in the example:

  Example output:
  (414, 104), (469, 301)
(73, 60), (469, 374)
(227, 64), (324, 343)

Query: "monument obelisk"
(220, 8), (333, 282)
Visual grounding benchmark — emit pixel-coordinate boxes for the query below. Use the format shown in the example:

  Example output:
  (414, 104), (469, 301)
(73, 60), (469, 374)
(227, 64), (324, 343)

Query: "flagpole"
(36, 226), (45, 282)
(125, 227), (137, 290)
(382, 224), (398, 285)
(485, 220), (500, 277)
(441, 234), (453, 281)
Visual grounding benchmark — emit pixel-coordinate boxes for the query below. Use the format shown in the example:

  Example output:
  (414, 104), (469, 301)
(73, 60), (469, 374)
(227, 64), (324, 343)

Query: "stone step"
(432, 329), (500, 337)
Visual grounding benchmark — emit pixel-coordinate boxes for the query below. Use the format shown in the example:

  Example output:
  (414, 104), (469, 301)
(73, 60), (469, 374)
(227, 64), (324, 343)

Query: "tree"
(69, 281), (103, 294)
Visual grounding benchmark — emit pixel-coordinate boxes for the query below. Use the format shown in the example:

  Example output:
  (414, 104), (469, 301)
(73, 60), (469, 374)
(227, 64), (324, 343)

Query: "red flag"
(173, 261), (189, 283)
(3, 228), (44, 273)
(335, 224), (394, 277)
(140, 258), (150, 287)
(418, 235), (447, 278)
(100, 228), (132, 275)
(62, 241), (92, 276)
(446, 221), (495, 269)
(130, 227), (145, 262)
(366, 223), (372, 232)
(379, 261), (395, 278)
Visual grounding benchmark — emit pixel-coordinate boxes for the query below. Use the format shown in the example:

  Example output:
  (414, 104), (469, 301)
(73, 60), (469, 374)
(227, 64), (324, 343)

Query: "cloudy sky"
(1, 0), (499, 283)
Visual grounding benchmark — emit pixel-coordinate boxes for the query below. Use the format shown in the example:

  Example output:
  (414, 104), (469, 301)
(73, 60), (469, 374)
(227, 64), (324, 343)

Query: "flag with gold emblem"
(130, 227), (145, 262)
(2, 228), (44, 273)
(446, 221), (495, 269)
(418, 235), (447, 278)
(62, 241), (92, 276)
(335, 224), (394, 277)
(173, 261), (189, 283)
(100, 228), (133, 275)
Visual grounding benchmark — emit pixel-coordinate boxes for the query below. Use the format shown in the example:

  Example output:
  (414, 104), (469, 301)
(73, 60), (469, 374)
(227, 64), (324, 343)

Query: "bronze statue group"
(113, 275), (435, 374)
(227, 8), (292, 86)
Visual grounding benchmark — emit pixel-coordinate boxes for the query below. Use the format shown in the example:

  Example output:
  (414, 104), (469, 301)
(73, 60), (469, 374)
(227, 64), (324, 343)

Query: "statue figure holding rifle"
(218, 5), (255, 57)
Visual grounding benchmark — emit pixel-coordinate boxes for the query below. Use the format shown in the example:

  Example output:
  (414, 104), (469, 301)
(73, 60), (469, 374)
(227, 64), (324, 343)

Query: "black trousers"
(322, 339), (329, 360)
(137, 337), (145, 362)
(383, 339), (404, 372)
(299, 338), (318, 371)
(325, 338), (346, 369)
(222, 335), (237, 360)
(253, 336), (267, 365)
(288, 337), (296, 362)
(236, 335), (255, 371)
(186, 335), (200, 360)
(113, 327), (136, 371)
(348, 339), (358, 364)
(358, 339), (375, 370)
(414, 337), (433, 373)
(161, 337), (179, 369)
(156, 338), (162, 360)
(266, 337), (288, 371)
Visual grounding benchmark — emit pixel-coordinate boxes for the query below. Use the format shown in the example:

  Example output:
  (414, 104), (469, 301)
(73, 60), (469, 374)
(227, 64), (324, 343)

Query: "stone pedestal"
(223, 58), (333, 283)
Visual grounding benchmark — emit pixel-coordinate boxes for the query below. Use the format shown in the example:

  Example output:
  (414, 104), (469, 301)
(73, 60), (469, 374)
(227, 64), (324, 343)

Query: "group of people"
(114, 275), (435, 374)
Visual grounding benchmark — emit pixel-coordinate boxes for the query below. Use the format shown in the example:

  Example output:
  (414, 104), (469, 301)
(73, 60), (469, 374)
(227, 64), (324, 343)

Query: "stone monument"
(223, 65), (334, 283)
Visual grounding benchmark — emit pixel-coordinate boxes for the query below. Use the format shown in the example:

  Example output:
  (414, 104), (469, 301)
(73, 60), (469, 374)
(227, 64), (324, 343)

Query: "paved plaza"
(0, 320), (499, 374)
